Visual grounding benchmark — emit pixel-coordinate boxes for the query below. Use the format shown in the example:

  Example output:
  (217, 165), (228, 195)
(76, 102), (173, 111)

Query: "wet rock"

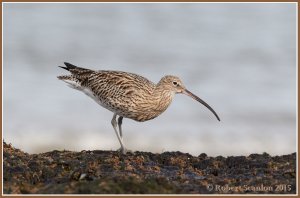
(198, 153), (208, 159)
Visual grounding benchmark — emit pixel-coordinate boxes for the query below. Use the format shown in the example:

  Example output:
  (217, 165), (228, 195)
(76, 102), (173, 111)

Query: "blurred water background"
(3, 3), (296, 156)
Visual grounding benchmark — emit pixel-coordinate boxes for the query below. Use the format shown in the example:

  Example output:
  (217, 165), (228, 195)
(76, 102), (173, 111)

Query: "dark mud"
(3, 142), (296, 194)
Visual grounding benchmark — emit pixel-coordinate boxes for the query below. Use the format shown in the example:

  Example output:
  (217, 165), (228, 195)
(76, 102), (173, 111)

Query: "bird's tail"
(58, 62), (91, 72)
(59, 62), (78, 71)
(58, 62), (93, 77)
(57, 62), (93, 90)
(57, 74), (83, 90)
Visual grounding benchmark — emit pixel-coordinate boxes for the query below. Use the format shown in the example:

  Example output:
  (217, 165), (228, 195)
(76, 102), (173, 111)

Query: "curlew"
(58, 62), (220, 154)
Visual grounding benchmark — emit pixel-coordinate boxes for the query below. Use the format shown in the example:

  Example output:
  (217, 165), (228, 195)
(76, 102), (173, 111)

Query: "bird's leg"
(111, 113), (126, 154)
(118, 116), (123, 141)
(117, 116), (134, 154)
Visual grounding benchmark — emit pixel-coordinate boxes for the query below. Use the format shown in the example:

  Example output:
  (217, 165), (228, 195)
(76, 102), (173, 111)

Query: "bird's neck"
(151, 85), (175, 113)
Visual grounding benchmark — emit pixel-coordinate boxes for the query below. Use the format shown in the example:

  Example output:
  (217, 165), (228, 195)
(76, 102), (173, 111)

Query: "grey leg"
(111, 114), (126, 154)
(118, 116), (123, 140)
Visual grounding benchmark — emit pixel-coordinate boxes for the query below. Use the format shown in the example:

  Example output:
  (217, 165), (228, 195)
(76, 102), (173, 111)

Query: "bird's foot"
(117, 147), (133, 155)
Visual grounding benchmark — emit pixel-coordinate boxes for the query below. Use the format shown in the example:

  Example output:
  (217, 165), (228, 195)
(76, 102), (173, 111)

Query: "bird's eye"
(173, 81), (178, 86)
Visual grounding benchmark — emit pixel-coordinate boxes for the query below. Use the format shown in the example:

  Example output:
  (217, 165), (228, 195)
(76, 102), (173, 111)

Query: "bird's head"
(158, 75), (220, 121)
(158, 75), (186, 93)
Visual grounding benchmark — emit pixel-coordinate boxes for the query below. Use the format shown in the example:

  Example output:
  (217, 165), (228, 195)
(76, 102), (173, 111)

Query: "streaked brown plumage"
(58, 62), (220, 154)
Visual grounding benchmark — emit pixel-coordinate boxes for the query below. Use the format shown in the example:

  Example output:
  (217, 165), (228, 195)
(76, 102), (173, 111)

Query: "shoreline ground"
(3, 142), (296, 194)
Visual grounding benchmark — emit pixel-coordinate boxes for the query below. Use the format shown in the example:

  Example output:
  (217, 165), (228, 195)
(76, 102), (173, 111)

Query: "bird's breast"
(128, 90), (175, 122)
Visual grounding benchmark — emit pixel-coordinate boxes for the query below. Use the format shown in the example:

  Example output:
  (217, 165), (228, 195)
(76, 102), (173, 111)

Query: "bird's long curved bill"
(183, 89), (220, 121)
